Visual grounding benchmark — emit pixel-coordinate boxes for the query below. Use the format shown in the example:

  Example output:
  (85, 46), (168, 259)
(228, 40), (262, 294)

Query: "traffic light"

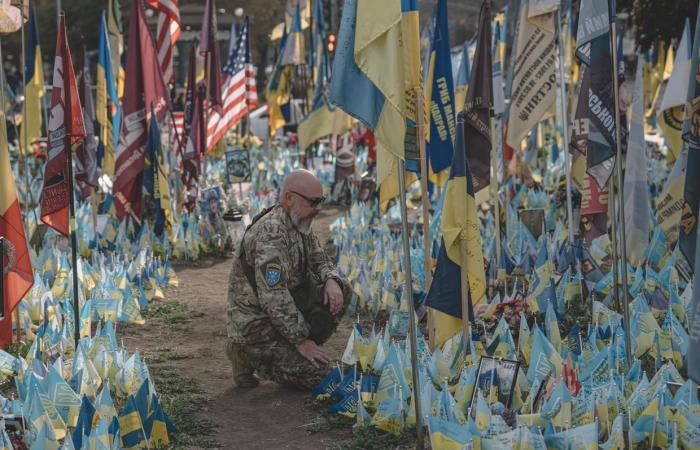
(327, 34), (336, 54)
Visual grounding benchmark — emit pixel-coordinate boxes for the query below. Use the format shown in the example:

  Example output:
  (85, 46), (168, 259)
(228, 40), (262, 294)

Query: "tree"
(618, 0), (698, 50)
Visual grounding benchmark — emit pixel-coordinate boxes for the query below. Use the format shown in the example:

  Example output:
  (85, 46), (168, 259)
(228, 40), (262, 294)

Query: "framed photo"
(225, 148), (251, 183)
(471, 356), (521, 409)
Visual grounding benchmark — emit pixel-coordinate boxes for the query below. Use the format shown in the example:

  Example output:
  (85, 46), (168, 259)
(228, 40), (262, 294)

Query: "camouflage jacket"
(227, 206), (340, 345)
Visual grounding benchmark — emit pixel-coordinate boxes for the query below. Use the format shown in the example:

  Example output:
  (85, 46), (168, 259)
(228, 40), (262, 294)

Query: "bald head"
(282, 169), (323, 198)
(279, 170), (324, 232)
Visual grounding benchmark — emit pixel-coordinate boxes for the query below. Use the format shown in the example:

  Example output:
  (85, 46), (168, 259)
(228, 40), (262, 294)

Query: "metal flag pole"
(490, 111), (502, 271)
(416, 91), (434, 350)
(556, 8), (575, 244)
(610, 16), (632, 369)
(397, 159), (424, 450)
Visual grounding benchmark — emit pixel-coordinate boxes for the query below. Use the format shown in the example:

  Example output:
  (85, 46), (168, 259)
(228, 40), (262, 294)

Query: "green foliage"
(151, 366), (218, 449)
(618, 0), (698, 51)
(331, 424), (418, 450)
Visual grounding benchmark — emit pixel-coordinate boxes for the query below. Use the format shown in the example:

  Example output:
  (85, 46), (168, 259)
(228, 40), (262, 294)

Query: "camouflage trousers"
(227, 279), (351, 390)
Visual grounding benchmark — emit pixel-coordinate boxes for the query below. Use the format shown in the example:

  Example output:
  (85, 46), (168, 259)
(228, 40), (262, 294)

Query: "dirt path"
(122, 206), (356, 450)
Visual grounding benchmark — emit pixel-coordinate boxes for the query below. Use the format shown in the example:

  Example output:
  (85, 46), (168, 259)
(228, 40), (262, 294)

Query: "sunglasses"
(290, 190), (325, 208)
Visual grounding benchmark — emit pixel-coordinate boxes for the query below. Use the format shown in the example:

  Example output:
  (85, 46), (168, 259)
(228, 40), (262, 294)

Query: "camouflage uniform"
(226, 206), (350, 389)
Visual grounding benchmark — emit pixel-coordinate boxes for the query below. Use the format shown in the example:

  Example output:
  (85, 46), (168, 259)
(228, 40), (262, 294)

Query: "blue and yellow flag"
(281, 3), (306, 66)
(454, 43), (471, 111)
(424, 110), (487, 347)
(329, 0), (420, 210)
(107, 0), (124, 99)
(97, 11), (121, 177)
(267, 27), (292, 135)
(20, 7), (44, 155)
(119, 396), (146, 448)
(424, 0), (455, 181)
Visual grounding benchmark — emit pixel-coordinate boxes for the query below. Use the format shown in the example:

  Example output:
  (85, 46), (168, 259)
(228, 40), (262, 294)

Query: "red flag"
(113, 0), (171, 221)
(40, 13), (86, 236)
(199, 0), (223, 114)
(0, 112), (32, 347)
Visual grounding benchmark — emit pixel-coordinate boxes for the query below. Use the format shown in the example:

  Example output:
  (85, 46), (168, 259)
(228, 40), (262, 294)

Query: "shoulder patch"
(264, 263), (283, 287)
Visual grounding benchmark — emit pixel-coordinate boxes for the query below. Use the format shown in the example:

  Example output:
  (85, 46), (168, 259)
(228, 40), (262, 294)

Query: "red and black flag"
(40, 13), (86, 236)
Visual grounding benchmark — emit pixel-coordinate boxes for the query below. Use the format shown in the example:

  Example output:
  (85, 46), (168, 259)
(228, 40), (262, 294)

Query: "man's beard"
(290, 206), (314, 234)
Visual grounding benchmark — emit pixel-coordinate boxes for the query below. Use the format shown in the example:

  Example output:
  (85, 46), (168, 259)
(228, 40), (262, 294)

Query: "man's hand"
(297, 339), (329, 368)
(324, 278), (344, 315)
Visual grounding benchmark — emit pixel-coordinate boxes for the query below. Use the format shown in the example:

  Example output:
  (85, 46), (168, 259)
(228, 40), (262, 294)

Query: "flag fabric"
(658, 20), (691, 162)
(119, 396), (146, 448)
(206, 17), (258, 152)
(97, 11), (121, 177)
(183, 85), (205, 190)
(425, 111), (487, 347)
(144, 105), (173, 238)
(76, 45), (99, 189)
(463, 0), (493, 202)
(506, 0), (557, 151)
(40, 13), (86, 236)
(424, 0), (456, 178)
(623, 55), (650, 267)
(20, 7), (44, 154)
(266, 27), (292, 136)
(657, 146), (687, 244)
(680, 6), (700, 273)
(199, 0), (223, 115)
(454, 43), (471, 111)
(0, 112), (32, 347)
(113, 0), (170, 221)
(329, 0), (421, 209)
(281, 2), (306, 66)
(107, 0), (124, 98)
(575, 0), (616, 189)
(145, 0), (181, 84)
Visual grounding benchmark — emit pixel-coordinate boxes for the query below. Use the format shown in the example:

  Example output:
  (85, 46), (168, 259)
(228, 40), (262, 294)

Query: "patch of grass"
(151, 366), (218, 449)
(145, 348), (189, 364)
(331, 424), (418, 450)
(142, 301), (191, 323)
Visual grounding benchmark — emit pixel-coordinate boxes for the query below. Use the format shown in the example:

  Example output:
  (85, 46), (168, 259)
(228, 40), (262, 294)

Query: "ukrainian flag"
(97, 11), (121, 176)
(298, 57), (353, 150)
(107, 0), (124, 99)
(267, 27), (292, 134)
(281, 3), (305, 66)
(119, 396), (146, 448)
(424, 0), (455, 182)
(425, 112), (486, 347)
(329, 0), (420, 210)
(20, 7), (44, 155)
(454, 43), (470, 112)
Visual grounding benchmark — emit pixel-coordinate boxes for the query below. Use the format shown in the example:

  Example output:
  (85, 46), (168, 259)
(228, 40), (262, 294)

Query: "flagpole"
(416, 91), (434, 350)
(490, 111), (502, 271)
(397, 158), (424, 450)
(460, 240), (470, 347)
(556, 9), (575, 245)
(610, 17), (632, 369)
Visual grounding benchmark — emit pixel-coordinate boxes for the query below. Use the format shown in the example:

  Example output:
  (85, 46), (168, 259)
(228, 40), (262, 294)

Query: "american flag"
(207, 17), (258, 151)
(146, 0), (181, 84)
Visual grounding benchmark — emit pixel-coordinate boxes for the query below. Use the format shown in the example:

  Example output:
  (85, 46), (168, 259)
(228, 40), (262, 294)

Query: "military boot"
(227, 341), (259, 388)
